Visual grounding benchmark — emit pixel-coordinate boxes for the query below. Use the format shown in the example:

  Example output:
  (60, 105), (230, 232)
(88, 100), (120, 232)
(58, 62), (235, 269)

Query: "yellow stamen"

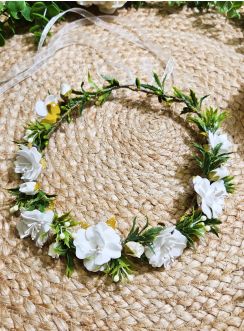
(106, 216), (117, 229)
(34, 182), (40, 191)
(47, 200), (56, 210)
(40, 159), (46, 169)
(80, 220), (90, 229)
(41, 103), (61, 124)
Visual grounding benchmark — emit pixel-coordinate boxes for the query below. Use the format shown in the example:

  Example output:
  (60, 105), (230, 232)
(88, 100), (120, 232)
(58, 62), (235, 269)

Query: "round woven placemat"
(0, 6), (243, 331)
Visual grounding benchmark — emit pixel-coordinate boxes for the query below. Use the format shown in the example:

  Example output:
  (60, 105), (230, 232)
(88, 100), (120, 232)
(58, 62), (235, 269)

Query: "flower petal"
(45, 95), (58, 105)
(35, 100), (48, 117)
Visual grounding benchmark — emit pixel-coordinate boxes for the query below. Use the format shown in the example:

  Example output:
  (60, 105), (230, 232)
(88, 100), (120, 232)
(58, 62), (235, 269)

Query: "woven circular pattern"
(0, 6), (243, 330)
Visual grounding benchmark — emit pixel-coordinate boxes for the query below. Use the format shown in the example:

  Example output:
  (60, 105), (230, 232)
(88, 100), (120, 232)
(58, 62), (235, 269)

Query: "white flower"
(77, 1), (126, 13)
(35, 95), (58, 117)
(60, 83), (71, 96)
(19, 182), (39, 195)
(124, 241), (144, 258)
(73, 222), (122, 272)
(15, 145), (42, 181)
(208, 131), (232, 154)
(213, 166), (229, 179)
(145, 227), (187, 268)
(193, 175), (227, 218)
(48, 242), (60, 258)
(17, 210), (54, 247)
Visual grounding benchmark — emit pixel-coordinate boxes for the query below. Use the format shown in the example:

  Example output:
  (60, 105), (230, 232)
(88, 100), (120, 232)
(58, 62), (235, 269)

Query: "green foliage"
(173, 87), (208, 113)
(189, 107), (228, 133)
(51, 212), (80, 246)
(9, 188), (55, 212)
(223, 176), (235, 193)
(168, 1), (244, 18)
(194, 143), (231, 175)
(51, 212), (80, 277)
(0, 1), (69, 46)
(24, 121), (53, 151)
(51, 240), (76, 277)
(103, 255), (133, 282)
(176, 208), (221, 246)
(124, 217), (163, 247)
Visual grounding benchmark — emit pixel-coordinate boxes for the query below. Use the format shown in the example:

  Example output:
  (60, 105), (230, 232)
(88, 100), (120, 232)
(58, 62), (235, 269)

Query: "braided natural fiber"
(0, 6), (243, 330)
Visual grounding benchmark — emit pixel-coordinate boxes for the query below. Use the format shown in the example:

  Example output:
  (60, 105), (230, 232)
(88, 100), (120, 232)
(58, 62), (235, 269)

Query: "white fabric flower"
(19, 182), (38, 195)
(193, 175), (227, 218)
(48, 242), (60, 258)
(77, 1), (126, 13)
(73, 222), (122, 272)
(35, 95), (58, 117)
(60, 83), (71, 96)
(125, 241), (144, 258)
(213, 166), (229, 179)
(17, 210), (54, 247)
(145, 227), (187, 268)
(15, 145), (42, 181)
(208, 131), (232, 154)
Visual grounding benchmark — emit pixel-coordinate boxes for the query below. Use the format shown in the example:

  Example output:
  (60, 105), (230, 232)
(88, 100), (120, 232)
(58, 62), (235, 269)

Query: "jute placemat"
(0, 6), (243, 330)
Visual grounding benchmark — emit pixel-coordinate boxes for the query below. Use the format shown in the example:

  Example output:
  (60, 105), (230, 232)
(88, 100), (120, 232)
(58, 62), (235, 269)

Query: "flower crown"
(9, 71), (234, 282)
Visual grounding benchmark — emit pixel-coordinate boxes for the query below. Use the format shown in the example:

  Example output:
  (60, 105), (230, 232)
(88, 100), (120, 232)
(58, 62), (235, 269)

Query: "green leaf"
(31, 12), (49, 24)
(124, 217), (163, 247)
(101, 74), (119, 87)
(21, 5), (32, 21)
(0, 33), (5, 46)
(88, 71), (99, 90)
(153, 72), (162, 88)
(29, 24), (41, 33)
(6, 1), (26, 19)
(0, 2), (5, 12)
(47, 3), (62, 18)
(135, 77), (141, 89)
(65, 251), (75, 277)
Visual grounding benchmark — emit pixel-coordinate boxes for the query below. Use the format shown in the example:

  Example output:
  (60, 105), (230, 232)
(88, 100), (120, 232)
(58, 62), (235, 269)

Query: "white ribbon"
(0, 8), (174, 97)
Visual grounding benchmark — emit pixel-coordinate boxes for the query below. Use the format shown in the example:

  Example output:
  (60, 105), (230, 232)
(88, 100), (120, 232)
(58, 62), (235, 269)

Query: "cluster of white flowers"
(48, 222), (186, 272)
(193, 130), (232, 219)
(11, 75), (234, 282)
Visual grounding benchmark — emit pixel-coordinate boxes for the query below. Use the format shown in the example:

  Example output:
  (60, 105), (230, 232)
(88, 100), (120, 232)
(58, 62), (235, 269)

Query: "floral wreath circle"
(10, 71), (234, 282)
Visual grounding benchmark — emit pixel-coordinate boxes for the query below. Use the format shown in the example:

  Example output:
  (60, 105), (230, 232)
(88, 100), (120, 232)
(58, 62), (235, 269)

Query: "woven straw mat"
(0, 5), (243, 331)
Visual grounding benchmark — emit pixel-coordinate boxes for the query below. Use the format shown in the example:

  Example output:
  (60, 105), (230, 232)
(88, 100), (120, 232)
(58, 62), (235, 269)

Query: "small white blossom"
(23, 129), (35, 143)
(193, 175), (227, 219)
(15, 145), (42, 181)
(10, 205), (19, 214)
(48, 242), (60, 258)
(205, 225), (211, 232)
(17, 210), (54, 247)
(35, 95), (58, 117)
(125, 241), (144, 258)
(60, 83), (71, 96)
(208, 130), (232, 154)
(113, 274), (120, 282)
(59, 233), (65, 240)
(77, 1), (126, 13)
(145, 227), (187, 268)
(19, 182), (38, 195)
(73, 222), (122, 272)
